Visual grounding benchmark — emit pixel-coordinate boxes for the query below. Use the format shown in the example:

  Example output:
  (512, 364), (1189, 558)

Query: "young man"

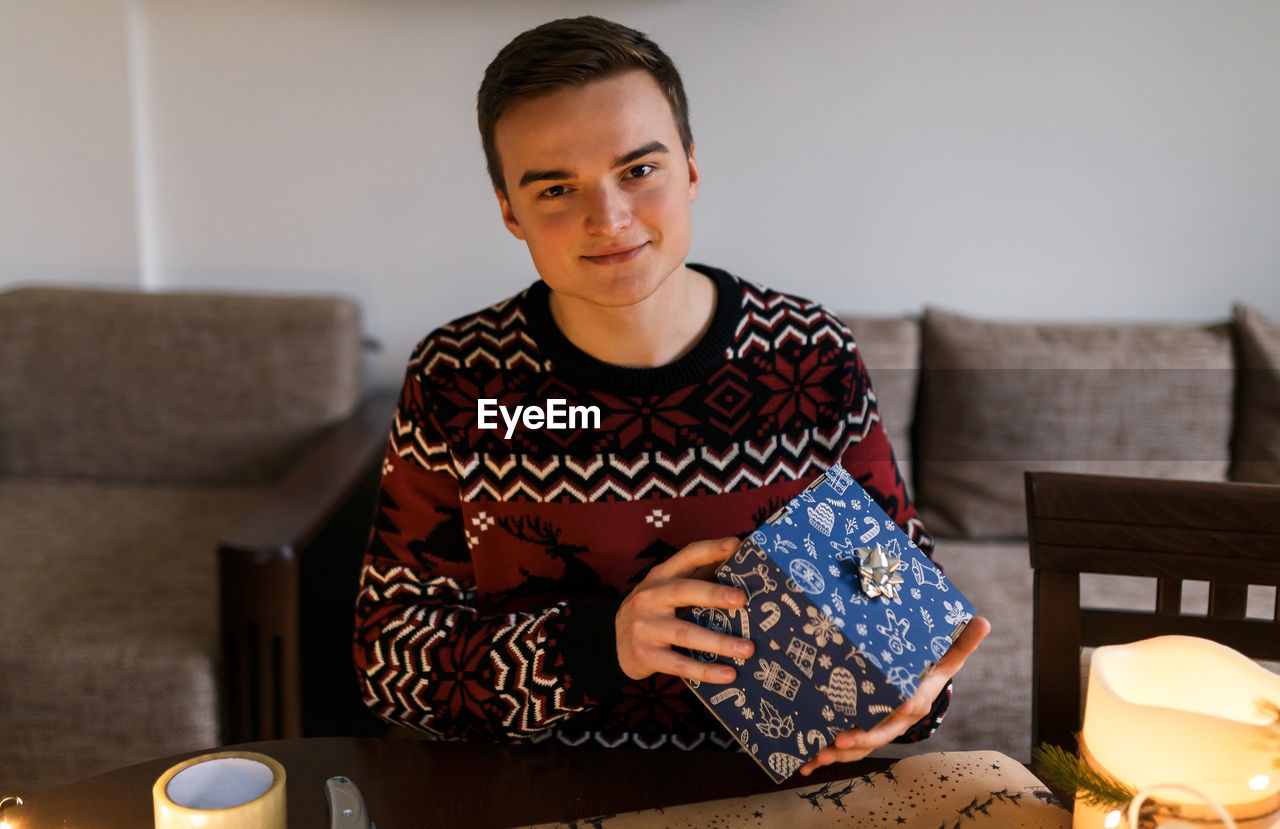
(354, 16), (988, 775)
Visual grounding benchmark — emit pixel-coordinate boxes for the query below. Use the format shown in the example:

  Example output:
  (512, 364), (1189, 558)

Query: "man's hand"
(616, 536), (755, 684)
(798, 615), (992, 776)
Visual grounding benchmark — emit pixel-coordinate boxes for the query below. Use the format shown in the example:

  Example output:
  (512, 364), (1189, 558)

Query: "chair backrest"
(1026, 471), (1280, 753)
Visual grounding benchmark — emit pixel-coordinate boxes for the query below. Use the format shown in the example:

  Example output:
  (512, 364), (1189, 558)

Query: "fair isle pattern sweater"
(354, 264), (947, 750)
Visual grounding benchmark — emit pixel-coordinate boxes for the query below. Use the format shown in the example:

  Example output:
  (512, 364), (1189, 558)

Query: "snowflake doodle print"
(681, 462), (978, 783)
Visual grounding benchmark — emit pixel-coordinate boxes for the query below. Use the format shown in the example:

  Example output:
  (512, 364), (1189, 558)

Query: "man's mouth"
(581, 242), (648, 265)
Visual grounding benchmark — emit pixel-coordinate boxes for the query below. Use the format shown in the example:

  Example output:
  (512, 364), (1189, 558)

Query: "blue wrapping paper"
(682, 462), (978, 783)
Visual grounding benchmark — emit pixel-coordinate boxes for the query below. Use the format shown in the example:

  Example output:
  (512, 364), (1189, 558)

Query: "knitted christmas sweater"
(354, 264), (946, 750)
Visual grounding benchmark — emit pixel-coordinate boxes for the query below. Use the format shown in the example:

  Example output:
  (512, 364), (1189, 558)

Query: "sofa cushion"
(839, 316), (919, 494)
(1231, 303), (1280, 483)
(0, 478), (265, 789)
(913, 308), (1234, 538)
(0, 287), (363, 484)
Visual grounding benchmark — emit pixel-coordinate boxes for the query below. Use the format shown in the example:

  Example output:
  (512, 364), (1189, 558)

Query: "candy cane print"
(797, 729), (828, 754)
(859, 516), (881, 543)
(759, 601), (781, 631)
(737, 606), (751, 647)
(710, 688), (748, 708)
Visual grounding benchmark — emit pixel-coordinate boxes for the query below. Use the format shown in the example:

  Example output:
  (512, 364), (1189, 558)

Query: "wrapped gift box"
(682, 462), (977, 783)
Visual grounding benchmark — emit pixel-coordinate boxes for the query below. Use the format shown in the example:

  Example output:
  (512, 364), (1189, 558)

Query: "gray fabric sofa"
(0, 287), (390, 791)
(3, 287), (1277, 790)
(843, 304), (1280, 764)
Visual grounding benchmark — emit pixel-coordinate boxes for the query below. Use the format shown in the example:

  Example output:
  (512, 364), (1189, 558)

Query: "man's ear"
(686, 143), (700, 203)
(495, 188), (526, 241)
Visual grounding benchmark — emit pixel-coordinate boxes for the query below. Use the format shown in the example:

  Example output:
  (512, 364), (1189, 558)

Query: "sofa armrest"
(219, 391), (397, 744)
(220, 391), (397, 559)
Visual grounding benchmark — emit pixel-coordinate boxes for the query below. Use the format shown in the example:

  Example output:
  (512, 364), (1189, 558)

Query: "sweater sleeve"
(835, 331), (950, 743)
(352, 367), (621, 739)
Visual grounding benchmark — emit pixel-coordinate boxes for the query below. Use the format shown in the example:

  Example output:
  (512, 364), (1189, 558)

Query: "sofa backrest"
(912, 308), (1236, 538)
(0, 287), (364, 485)
(839, 315), (919, 495)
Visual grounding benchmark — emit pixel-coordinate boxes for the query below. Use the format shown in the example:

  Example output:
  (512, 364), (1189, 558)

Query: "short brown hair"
(477, 16), (693, 194)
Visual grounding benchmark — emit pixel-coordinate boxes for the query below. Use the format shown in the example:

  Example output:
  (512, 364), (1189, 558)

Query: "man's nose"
(583, 185), (632, 235)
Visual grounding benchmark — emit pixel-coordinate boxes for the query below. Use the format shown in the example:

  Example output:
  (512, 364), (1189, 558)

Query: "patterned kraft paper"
(682, 463), (978, 783)
(518, 750), (1069, 828)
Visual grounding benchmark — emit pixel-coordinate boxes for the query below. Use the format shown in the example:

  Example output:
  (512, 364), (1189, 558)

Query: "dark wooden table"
(11, 737), (893, 828)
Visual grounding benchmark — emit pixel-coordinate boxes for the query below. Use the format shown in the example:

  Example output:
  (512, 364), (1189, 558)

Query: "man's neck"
(547, 265), (717, 368)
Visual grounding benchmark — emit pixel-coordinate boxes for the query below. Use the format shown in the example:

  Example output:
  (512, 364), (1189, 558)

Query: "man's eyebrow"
(613, 141), (669, 168)
(516, 141), (670, 189)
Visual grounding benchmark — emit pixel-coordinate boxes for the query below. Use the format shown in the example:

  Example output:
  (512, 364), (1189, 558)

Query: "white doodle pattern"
(876, 609), (915, 655)
(787, 558), (826, 595)
(755, 699), (795, 739)
(769, 752), (804, 779)
(754, 659), (801, 701)
(858, 515), (881, 543)
(911, 557), (949, 591)
(802, 606), (844, 647)
(885, 665), (919, 697)
(729, 563), (777, 605)
(818, 667), (859, 715)
(710, 687), (747, 708)
(944, 600), (973, 626)
(758, 601), (781, 631)
(807, 503), (835, 536)
(786, 637), (817, 678)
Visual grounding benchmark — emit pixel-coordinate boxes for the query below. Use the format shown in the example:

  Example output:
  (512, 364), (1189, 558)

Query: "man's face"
(493, 70), (699, 311)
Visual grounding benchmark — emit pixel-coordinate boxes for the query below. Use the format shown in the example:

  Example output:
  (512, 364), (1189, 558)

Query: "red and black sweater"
(354, 264), (947, 749)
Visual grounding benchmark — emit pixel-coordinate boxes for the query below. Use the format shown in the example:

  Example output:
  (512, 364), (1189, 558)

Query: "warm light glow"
(1080, 636), (1280, 811)
(1103, 810), (1122, 828)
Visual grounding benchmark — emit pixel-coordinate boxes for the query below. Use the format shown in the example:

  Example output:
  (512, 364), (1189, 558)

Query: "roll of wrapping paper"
(153, 751), (286, 829)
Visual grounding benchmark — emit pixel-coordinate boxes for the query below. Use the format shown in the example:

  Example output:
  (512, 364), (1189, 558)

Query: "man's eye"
(627, 164), (655, 179)
(539, 185), (567, 199)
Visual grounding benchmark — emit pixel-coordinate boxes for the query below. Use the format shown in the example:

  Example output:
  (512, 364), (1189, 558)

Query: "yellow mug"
(153, 751), (286, 829)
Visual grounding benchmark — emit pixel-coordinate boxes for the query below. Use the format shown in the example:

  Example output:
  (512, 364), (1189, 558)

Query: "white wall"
(0, 0), (139, 287)
(5, 0), (1279, 387)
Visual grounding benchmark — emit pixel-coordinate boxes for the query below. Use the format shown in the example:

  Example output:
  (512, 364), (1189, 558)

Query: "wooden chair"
(1026, 471), (1280, 753)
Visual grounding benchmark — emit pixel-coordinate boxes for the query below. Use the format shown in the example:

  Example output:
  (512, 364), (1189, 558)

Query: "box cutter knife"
(326, 776), (374, 829)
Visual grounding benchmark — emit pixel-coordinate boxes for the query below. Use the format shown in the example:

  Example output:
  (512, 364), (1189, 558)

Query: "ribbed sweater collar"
(522, 263), (740, 397)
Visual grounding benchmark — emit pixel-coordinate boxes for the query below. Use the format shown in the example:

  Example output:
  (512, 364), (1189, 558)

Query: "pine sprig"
(1032, 742), (1135, 810)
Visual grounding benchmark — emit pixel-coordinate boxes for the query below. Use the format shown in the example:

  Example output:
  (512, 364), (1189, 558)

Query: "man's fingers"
(655, 618), (754, 660)
(640, 646), (740, 684)
(795, 617), (993, 776)
(933, 615), (991, 676)
(648, 536), (739, 580)
(668, 578), (747, 610)
(831, 618), (993, 752)
(800, 743), (876, 773)
(949, 616), (991, 658)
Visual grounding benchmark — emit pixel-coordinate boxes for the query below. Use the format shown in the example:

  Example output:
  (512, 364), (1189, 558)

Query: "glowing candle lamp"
(1073, 636), (1280, 828)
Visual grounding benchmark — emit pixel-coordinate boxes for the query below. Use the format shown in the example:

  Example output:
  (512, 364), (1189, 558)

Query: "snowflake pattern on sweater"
(354, 264), (943, 750)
